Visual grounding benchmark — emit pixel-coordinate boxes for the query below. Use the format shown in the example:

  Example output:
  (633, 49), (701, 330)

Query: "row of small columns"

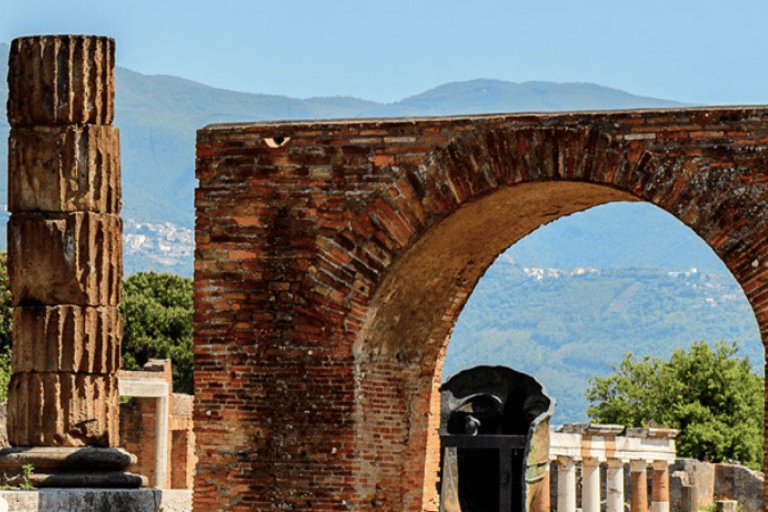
(556, 456), (669, 512)
(549, 425), (677, 512)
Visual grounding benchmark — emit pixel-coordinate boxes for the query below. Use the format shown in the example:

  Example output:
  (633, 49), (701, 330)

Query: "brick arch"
(194, 108), (768, 512)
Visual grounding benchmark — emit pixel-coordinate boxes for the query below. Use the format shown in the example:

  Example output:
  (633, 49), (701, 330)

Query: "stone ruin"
(4, 32), (768, 512)
(1, 34), (141, 487)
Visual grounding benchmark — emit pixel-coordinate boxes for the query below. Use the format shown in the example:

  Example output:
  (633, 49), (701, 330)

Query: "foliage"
(586, 341), (764, 470)
(121, 272), (194, 394)
(0, 253), (11, 402)
(0, 252), (12, 354)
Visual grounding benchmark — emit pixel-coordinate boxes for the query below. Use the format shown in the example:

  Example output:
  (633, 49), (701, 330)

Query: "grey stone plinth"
(0, 489), (191, 512)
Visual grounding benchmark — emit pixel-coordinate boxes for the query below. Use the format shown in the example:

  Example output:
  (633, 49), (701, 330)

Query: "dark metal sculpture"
(439, 366), (554, 512)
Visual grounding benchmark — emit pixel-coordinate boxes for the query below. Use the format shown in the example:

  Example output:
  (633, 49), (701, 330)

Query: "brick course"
(195, 108), (768, 511)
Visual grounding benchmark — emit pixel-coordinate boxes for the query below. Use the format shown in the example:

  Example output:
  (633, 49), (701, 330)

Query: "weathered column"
(651, 460), (670, 512)
(557, 455), (577, 512)
(2, 34), (143, 488)
(582, 458), (601, 512)
(630, 460), (649, 512)
(606, 459), (625, 512)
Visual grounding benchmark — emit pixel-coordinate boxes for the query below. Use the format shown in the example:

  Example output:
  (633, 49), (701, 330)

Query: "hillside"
(3, 41), (759, 425)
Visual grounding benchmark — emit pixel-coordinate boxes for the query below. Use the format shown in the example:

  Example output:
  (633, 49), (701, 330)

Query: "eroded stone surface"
(7, 373), (118, 447)
(7, 35), (115, 127)
(9, 125), (120, 213)
(8, 212), (121, 306)
(11, 305), (121, 374)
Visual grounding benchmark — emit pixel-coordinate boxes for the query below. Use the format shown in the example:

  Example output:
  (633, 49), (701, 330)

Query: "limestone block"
(7, 35), (114, 127)
(9, 125), (120, 214)
(11, 305), (121, 374)
(7, 372), (118, 447)
(8, 212), (121, 306)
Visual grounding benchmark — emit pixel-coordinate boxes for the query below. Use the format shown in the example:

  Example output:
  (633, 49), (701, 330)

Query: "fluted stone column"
(557, 456), (576, 512)
(2, 34), (142, 488)
(630, 460), (649, 512)
(606, 459), (625, 512)
(651, 460), (670, 512)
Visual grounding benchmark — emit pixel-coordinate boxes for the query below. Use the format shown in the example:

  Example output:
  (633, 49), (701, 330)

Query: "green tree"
(0, 253), (11, 402)
(121, 272), (194, 394)
(586, 341), (764, 470)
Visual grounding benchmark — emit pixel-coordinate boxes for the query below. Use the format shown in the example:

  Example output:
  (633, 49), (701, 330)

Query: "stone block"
(7, 35), (114, 127)
(8, 125), (120, 214)
(8, 212), (121, 306)
(11, 305), (121, 374)
(0, 489), (192, 512)
(7, 372), (118, 447)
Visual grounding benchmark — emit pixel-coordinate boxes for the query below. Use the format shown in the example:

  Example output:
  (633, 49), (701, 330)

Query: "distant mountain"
(2, 41), (759, 426)
(395, 79), (687, 114)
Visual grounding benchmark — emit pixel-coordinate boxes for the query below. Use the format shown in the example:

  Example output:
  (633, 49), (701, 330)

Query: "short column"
(582, 458), (600, 512)
(557, 456), (577, 512)
(630, 460), (649, 512)
(606, 459), (625, 512)
(651, 460), (670, 512)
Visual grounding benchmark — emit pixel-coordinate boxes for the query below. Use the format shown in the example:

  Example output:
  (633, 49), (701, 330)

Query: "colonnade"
(548, 425), (677, 512)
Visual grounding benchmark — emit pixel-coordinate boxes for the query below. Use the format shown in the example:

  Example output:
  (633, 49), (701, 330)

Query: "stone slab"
(8, 212), (121, 306)
(9, 125), (120, 214)
(7, 35), (115, 127)
(12, 305), (121, 374)
(7, 373), (118, 447)
(0, 489), (191, 512)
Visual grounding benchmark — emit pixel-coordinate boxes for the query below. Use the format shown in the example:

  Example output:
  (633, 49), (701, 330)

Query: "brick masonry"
(195, 108), (768, 511)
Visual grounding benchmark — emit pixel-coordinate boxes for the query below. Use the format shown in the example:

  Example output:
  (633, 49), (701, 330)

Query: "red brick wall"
(194, 108), (768, 511)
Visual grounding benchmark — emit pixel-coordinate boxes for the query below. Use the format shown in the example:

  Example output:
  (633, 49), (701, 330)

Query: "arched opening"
(354, 185), (764, 511)
(446, 201), (762, 424)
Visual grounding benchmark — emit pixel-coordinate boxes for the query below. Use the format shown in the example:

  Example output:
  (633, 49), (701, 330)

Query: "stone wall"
(194, 109), (768, 511)
(671, 459), (765, 512)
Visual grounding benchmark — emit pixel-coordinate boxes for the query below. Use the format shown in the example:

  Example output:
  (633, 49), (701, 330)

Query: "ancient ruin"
(3, 34), (140, 487)
(195, 109), (768, 511)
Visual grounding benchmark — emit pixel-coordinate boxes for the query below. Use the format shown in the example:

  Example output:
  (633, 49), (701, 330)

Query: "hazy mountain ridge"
(1, 39), (690, 275)
(4, 41), (760, 426)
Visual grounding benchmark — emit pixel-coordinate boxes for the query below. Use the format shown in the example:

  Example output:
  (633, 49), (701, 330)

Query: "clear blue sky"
(3, 0), (768, 105)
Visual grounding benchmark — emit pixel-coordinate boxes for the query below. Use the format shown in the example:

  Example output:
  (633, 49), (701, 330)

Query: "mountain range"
(2, 41), (759, 425)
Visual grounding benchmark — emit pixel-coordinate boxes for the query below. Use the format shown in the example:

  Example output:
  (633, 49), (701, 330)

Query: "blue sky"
(3, 1), (768, 105)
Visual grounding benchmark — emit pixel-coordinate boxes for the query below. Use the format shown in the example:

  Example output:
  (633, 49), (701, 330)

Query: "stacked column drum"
(6, 35), (121, 448)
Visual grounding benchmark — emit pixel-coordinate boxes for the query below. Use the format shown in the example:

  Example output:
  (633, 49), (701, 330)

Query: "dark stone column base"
(0, 447), (147, 488)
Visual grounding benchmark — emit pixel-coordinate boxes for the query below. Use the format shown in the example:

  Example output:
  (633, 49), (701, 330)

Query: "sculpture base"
(0, 489), (191, 512)
(0, 447), (146, 488)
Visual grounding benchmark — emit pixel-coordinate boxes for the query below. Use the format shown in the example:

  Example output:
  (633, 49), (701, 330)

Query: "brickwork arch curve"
(194, 108), (768, 512)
